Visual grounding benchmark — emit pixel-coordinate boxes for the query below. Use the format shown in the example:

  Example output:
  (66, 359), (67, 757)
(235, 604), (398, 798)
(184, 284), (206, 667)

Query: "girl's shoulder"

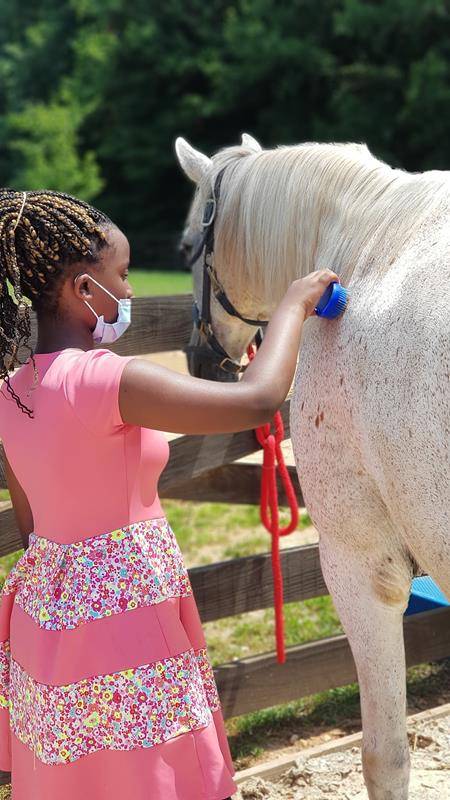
(61, 348), (136, 436)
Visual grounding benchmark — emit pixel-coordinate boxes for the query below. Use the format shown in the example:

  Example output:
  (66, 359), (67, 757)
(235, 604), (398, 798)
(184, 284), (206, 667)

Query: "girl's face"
(98, 225), (134, 316)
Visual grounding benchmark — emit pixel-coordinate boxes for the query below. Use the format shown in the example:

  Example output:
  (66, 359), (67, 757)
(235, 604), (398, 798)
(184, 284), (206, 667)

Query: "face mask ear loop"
(87, 274), (120, 305)
(74, 273), (120, 308)
(83, 299), (100, 321)
(74, 274), (109, 322)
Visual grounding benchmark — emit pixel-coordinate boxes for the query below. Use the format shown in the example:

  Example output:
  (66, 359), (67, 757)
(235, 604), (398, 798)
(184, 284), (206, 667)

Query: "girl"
(0, 189), (338, 800)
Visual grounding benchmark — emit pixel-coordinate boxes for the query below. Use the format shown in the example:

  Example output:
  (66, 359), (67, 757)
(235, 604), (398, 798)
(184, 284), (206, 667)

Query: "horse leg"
(318, 532), (413, 800)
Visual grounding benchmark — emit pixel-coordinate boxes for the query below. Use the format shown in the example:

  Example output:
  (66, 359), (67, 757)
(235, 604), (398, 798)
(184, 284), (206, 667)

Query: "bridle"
(184, 167), (269, 374)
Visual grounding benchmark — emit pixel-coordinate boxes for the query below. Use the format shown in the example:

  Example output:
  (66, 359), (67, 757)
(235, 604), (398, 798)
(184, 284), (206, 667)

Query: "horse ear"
(175, 137), (212, 183)
(241, 133), (262, 152)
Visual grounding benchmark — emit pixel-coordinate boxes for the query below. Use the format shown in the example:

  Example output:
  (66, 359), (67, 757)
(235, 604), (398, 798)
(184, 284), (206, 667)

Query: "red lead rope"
(246, 343), (299, 664)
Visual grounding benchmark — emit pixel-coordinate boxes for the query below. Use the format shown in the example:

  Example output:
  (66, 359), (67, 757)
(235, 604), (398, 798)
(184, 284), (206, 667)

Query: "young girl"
(0, 189), (338, 800)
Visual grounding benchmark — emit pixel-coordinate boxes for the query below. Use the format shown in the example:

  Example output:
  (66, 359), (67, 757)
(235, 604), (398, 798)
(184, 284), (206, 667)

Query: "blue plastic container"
(405, 576), (449, 616)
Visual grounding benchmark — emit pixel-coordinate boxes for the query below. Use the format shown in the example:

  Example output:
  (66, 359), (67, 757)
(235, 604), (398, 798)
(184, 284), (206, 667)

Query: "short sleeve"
(63, 348), (136, 436)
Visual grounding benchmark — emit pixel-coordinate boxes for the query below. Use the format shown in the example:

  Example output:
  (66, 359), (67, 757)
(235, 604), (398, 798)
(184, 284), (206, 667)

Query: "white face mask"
(74, 274), (131, 344)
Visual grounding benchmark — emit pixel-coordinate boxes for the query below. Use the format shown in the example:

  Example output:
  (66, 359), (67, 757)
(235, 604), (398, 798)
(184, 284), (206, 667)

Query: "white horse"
(175, 134), (450, 800)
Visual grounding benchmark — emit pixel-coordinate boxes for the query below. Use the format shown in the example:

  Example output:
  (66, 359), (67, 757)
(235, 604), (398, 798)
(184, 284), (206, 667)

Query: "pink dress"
(0, 347), (237, 800)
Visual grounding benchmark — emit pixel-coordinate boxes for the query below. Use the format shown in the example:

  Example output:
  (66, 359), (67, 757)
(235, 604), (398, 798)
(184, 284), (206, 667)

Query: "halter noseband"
(185, 167), (268, 374)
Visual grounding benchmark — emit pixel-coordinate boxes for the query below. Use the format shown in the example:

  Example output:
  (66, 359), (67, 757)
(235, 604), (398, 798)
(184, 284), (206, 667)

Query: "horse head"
(175, 133), (271, 381)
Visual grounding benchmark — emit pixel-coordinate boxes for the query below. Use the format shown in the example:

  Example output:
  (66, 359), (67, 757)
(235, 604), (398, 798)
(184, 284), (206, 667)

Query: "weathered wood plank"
(214, 606), (450, 719)
(0, 506), (23, 559)
(12, 295), (194, 362)
(160, 462), (303, 506)
(191, 543), (324, 622)
(111, 294), (194, 355)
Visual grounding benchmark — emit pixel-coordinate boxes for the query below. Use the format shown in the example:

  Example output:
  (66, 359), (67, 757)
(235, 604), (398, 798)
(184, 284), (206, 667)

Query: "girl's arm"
(119, 270), (339, 435)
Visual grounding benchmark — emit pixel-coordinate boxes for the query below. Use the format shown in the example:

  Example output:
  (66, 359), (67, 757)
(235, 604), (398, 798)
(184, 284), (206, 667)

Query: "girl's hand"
(288, 270), (340, 318)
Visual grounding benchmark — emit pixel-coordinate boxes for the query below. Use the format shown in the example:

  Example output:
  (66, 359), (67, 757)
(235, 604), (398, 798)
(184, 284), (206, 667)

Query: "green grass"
(127, 269), (192, 296)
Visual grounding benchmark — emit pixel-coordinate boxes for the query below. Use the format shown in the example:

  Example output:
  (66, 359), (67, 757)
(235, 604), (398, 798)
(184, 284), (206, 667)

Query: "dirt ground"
(235, 710), (450, 800)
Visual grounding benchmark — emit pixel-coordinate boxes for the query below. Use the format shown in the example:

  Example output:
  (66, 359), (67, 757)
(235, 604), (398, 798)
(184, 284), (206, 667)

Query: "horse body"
(175, 135), (450, 800)
(290, 198), (449, 799)
(293, 194), (449, 576)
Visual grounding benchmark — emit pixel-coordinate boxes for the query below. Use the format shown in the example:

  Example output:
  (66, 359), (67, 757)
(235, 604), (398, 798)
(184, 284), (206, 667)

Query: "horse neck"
(309, 167), (448, 287)
(215, 147), (448, 308)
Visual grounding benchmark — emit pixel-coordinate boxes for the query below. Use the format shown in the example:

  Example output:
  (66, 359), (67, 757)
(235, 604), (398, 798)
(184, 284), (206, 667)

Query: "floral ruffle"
(1, 517), (192, 630)
(5, 645), (220, 765)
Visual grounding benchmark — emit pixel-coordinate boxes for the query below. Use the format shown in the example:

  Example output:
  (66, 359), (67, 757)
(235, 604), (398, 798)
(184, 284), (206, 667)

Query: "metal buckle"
(219, 356), (244, 374)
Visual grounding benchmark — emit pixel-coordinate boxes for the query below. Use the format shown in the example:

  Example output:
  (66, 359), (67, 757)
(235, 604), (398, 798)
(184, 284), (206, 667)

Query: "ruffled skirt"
(0, 516), (237, 799)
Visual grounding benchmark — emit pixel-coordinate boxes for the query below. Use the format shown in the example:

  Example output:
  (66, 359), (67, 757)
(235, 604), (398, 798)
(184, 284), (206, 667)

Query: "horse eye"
(179, 240), (192, 255)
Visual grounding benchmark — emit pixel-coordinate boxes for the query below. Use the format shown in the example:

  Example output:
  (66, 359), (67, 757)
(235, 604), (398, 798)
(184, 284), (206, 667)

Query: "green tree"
(0, 0), (448, 266)
(7, 100), (104, 197)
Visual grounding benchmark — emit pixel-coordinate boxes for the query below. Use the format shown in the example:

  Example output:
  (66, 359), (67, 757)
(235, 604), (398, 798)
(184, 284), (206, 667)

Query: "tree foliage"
(0, 0), (448, 266)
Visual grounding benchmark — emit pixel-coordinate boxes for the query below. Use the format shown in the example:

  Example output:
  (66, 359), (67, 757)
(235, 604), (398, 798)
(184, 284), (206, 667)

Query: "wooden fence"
(1, 294), (449, 726)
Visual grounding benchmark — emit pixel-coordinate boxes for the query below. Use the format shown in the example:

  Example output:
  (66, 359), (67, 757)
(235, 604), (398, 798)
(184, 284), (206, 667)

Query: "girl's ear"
(175, 137), (212, 184)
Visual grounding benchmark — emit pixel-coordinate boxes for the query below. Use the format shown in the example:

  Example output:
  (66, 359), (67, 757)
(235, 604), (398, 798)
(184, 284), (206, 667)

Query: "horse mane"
(194, 141), (449, 304)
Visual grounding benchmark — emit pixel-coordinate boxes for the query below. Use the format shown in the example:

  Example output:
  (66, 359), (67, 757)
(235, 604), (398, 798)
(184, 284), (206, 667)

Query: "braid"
(0, 189), (114, 417)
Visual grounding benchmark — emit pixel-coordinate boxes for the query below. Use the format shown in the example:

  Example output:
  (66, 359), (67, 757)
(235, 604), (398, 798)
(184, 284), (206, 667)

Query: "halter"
(184, 167), (269, 374)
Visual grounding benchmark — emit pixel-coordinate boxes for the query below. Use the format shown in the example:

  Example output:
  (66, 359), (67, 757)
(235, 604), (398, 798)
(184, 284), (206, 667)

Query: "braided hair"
(0, 189), (115, 418)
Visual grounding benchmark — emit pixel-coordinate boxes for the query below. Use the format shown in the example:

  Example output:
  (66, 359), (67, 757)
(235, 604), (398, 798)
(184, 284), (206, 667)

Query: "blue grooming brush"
(315, 281), (348, 319)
